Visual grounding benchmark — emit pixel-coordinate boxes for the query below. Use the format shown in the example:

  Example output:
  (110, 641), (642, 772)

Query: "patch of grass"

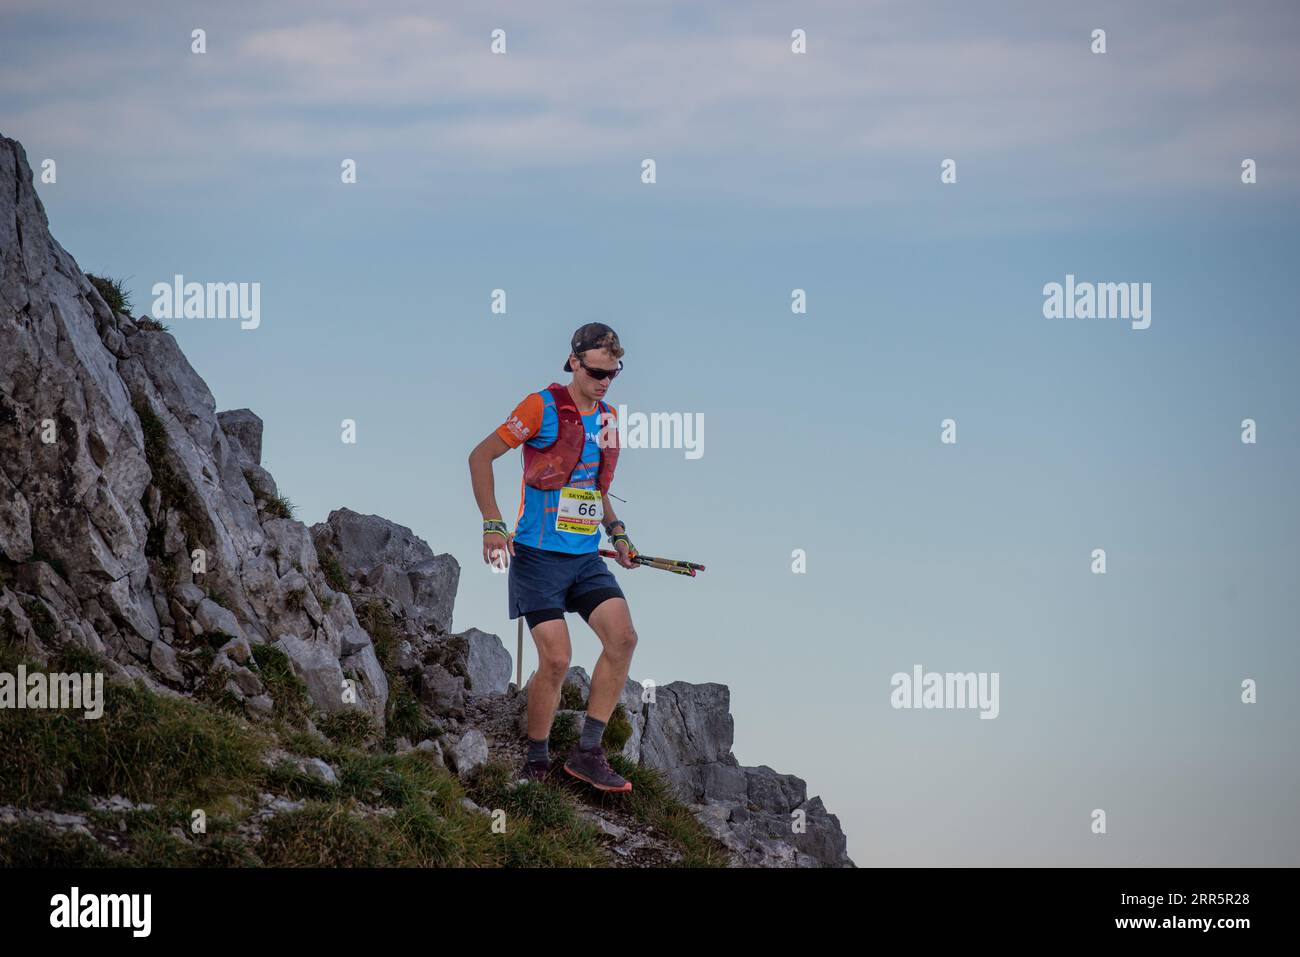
(0, 675), (686, 868)
(204, 585), (233, 609)
(355, 601), (395, 653)
(258, 750), (510, 866)
(0, 808), (258, 868)
(0, 821), (124, 866)
(385, 681), (435, 744)
(264, 494), (296, 520)
(86, 273), (132, 315)
(356, 600), (437, 746)
(0, 629), (34, 673)
(337, 751), (450, 808)
(87, 804), (257, 867)
(251, 644), (310, 725)
(317, 710), (378, 749)
(285, 587), (308, 613)
(608, 756), (730, 867)
(189, 644), (245, 714)
(467, 761), (578, 831)
(135, 400), (205, 551)
(0, 677), (268, 806)
(560, 681), (586, 711)
(265, 760), (339, 801)
(320, 551), (350, 594)
(601, 703), (632, 754)
(18, 597), (57, 642)
(280, 728), (337, 761)
(193, 672), (246, 716)
(52, 642), (108, 676)
(258, 800), (389, 867)
(462, 760), (607, 867)
(134, 316), (170, 332)
(122, 826), (257, 867)
(548, 710), (580, 755)
(243, 470), (286, 518)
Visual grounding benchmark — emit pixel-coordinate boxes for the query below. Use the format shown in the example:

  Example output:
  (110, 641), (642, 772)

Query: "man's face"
(572, 349), (621, 398)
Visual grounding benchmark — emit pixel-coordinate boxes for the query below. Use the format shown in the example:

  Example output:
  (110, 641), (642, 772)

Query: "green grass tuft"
(18, 598), (57, 642)
(135, 400), (206, 552)
(317, 710), (377, 749)
(320, 551), (350, 594)
(264, 494), (296, 520)
(0, 676), (268, 806)
(559, 681), (586, 711)
(251, 644), (311, 725)
(548, 710), (580, 755)
(0, 821), (123, 867)
(86, 273), (132, 315)
(602, 703), (632, 753)
(608, 755), (731, 867)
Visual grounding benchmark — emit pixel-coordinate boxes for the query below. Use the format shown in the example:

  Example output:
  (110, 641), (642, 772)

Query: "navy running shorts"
(508, 541), (625, 629)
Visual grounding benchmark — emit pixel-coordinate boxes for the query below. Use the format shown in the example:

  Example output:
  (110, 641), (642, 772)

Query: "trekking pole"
(516, 617), (523, 689)
(598, 549), (706, 576)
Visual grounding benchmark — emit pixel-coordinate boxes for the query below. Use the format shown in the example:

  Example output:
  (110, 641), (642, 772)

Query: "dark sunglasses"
(576, 357), (623, 380)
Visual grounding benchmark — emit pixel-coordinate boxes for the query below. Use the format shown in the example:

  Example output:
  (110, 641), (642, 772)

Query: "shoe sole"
(563, 762), (632, 793)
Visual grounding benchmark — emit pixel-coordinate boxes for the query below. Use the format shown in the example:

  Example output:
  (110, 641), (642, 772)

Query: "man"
(467, 322), (640, 792)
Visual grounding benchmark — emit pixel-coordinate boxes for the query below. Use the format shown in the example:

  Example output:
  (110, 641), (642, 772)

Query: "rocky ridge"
(0, 133), (852, 867)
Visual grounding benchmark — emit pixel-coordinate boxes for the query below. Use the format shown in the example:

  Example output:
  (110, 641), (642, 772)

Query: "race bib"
(556, 486), (603, 535)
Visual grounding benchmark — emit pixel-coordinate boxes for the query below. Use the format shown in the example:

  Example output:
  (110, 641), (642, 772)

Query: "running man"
(467, 322), (640, 792)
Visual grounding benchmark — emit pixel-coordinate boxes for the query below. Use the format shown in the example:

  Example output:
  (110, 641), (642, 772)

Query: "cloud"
(1, 0), (1297, 200)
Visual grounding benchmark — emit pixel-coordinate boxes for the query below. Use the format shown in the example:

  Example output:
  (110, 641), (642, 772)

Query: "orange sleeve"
(495, 393), (544, 448)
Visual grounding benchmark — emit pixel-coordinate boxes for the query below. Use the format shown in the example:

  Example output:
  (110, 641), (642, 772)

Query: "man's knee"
(529, 620), (571, 679)
(605, 623), (638, 661)
(536, 646), (571, 679)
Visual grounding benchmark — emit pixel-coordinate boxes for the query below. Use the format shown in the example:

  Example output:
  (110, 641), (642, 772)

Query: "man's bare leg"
(525, 617), (571, 741)
(584, 597), (638, 721)
(560, 596), (638, 792)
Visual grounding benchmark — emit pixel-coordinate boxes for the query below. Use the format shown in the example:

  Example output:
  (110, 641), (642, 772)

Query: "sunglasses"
(576, 357), (623, 381)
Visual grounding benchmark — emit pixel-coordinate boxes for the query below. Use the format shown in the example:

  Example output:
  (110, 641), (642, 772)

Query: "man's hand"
(483, 530), (514, 569)
(613, 537), (639, 570)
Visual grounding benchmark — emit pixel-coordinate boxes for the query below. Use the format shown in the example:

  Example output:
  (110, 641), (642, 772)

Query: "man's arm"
(469, 432), (513, 523)
(601, 496), (637, 566)
(601, 495), (623, 533)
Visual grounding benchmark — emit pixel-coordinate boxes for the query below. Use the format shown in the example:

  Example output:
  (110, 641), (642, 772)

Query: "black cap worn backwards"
(563, 322), (620, 372)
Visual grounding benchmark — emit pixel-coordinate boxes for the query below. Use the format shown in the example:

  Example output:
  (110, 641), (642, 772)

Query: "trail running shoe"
(563, 744), (632, 793)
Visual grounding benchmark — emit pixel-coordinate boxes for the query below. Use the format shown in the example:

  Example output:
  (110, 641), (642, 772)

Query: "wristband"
(604, 519), (626, 536)
(483, 519), (510, 540)
(610, 531), (636, 556)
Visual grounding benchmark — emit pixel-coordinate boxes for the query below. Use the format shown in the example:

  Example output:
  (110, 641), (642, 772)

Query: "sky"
(3, 0), (1298, 867)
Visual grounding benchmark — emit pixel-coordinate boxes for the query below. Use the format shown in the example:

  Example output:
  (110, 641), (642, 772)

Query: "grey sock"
(579, 714), (607, 750)
(527, 736), (549, 764)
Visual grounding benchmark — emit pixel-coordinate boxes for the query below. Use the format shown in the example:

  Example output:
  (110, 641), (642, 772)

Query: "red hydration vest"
(522, 383), (619, 494)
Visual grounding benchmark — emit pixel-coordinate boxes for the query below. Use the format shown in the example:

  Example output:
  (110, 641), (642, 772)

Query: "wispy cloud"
(2, 0), (1297, 199)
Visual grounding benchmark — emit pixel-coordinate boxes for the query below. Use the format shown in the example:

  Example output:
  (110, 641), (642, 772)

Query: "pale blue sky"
(4, 0), (1298, 866)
